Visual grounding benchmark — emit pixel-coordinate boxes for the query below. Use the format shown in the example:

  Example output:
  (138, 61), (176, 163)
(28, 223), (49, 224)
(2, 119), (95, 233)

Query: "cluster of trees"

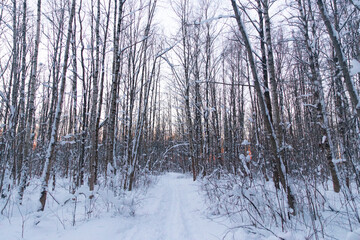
(0, 0), (359, 219)
(0, 0), (167, 211)
(166, 0), (360, 217)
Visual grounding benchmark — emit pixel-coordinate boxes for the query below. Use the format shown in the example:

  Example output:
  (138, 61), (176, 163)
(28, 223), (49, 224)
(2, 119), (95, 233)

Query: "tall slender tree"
(38, 0), (76, 212)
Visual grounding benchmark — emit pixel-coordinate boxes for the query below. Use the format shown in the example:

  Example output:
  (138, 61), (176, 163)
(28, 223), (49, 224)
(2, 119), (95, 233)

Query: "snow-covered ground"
(0, 173), (234, 240)
(2, 172), (359, 239)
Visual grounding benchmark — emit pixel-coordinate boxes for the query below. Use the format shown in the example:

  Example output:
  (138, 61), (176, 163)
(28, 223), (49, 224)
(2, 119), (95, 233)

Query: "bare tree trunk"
(97, 0), (111, 182)
(257, 0), (272, 123)
(297, 0), (340, 192)
(17, 0), (28, 186)
(47, 7), (65, 143)
(193, 26), (203, 176)
(38, 0), (76, 212)
(263, 0), (284, 187)
(128, 0), (157, 191)
(317, 0), (360, 119)
(106, 0), (125, 179)
(70, 17), (78, 191)
(7, 0), (19, 186)
(89, 0), (101, 192)
(181, 2), (196, 181)
(230, 0), (296, 214)
(19, 0), (41, 204)
(204, 26), (211, 174)
(77, 0), (89, 187)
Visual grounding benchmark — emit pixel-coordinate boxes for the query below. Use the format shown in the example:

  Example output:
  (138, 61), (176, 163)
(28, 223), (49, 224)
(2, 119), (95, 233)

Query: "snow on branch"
(350, 59), (360, 75)
(194, 15), (234, 25)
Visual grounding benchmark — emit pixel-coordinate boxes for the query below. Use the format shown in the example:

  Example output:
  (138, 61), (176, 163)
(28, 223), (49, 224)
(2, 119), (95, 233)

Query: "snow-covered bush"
(0, 172), (157, 239)
(201, 173), (360, 239)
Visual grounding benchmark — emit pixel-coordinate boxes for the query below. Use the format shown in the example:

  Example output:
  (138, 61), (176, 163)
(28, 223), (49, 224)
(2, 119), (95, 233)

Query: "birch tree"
(290, 0), (341, 192)
(106, 0), (125, 180)
(19, 0), (42, 203)
(127, 0), (158, 191)
(316, 0), (360, 119)
(38, 0), (76, 212)
(230, 0), (296, 214)
(89, 0), (101, 192)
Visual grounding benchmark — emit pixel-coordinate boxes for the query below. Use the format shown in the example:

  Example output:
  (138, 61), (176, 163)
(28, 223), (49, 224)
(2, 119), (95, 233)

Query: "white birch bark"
(317, 0), (360, 119)
(19, 0), (40, 204)
(230, 0), (296, 214)
(297, 0), (340, 192)
(89, 0), (101, 192)
(38, 0), (76, 212)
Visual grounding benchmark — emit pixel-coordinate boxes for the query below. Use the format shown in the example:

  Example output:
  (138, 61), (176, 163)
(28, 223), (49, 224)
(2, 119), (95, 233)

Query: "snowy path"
(112, 172), (227, 240)
(2, 173), (230, 240)
(57, 172), (228, 240)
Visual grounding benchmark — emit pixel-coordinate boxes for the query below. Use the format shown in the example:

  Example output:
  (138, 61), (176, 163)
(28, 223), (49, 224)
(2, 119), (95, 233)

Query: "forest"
(1, 0), (360, 239)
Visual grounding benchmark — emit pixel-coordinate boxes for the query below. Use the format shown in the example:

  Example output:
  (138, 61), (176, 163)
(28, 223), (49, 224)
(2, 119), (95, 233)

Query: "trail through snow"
(107, 172), (228, 240)
(2, 173), (232, 240)
(57, 172), (229, 240)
